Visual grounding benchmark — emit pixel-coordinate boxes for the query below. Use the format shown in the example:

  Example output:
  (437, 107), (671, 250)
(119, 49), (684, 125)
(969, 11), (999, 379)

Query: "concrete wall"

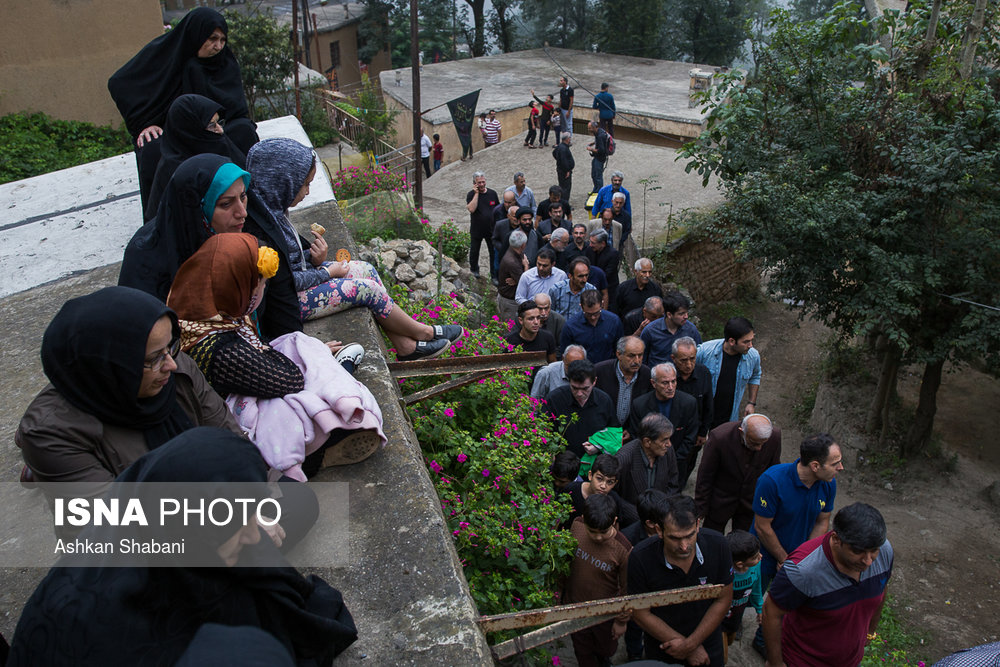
(654, 237), (760, 305)
(0, 0), (165, 127)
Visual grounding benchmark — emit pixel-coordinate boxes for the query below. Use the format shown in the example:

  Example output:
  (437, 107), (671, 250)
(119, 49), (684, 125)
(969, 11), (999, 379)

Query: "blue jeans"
(560, 108), (573, 135)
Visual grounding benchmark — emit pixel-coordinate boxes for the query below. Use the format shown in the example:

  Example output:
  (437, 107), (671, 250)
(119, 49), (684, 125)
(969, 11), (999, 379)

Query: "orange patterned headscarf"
(167, 233), (270, 351)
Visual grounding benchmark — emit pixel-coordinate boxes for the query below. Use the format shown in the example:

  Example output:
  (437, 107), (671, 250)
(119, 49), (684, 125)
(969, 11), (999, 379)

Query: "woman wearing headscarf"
(108, 7), (258, 208)
(245, 138), (464, 360)
(167, 234), (385, 478)
(143, 93), (246, 221)
(8, 428), (358, 667)
(17, 286), (319, 545)
(16, 286), (239, 490)
(119, 154), (253, 302)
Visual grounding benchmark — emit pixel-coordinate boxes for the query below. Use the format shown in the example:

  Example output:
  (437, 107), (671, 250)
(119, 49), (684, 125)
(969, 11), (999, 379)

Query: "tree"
(224, 8), (294, 120)
(488, 0), (522, 53)
(461, 0), (488, 56)
(682, 1), (1000, 456)
(358, 0), (394, 65)
(351, 73), (399, 153)
(662, 0), (759, 65)
(514, 0), (595, 51)
(596, 0), (668, 59)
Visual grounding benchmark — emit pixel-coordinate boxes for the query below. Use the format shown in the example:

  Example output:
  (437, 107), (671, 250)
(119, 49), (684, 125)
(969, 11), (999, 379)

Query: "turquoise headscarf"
(202, 162), (251, 224)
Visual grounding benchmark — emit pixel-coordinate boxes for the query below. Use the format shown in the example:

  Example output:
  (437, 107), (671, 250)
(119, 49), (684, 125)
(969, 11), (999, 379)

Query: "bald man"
(533, 292), (565, 348)
(694, 413), (781, 532)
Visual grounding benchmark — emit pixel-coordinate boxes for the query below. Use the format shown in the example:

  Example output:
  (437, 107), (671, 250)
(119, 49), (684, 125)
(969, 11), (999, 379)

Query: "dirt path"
(735, 297), (1000, 664)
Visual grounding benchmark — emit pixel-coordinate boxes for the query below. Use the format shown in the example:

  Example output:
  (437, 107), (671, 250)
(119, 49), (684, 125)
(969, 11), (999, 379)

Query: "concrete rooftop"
(381, 47), (716, 128)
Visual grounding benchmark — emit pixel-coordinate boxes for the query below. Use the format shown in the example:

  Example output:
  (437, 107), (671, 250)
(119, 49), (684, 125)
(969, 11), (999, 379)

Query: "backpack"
(605, 133), (616, 155)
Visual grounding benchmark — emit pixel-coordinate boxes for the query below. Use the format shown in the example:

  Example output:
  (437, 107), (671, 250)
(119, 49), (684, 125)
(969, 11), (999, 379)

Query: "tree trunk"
(959, 0), (988, 79)
(866, 340), (900, 435)
(902, 358), (945, 457)
(462, 0), (487, 56)
(924, 0), (941, 49)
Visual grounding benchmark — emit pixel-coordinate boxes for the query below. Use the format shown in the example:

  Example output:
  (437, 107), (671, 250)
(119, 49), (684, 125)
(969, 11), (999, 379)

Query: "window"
(329, 41), (341, 69)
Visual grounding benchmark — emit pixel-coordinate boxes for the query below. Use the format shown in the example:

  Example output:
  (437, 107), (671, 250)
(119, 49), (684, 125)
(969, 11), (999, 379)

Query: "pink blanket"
(226, 332), (385, 480)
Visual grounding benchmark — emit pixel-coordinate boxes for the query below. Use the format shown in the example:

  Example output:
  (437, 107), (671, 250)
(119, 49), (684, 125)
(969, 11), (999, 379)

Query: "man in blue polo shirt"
(641, 291), (702, 366)
(628, 495), (733, 666)
(763, 502), (893, 667)
(560, 290), (624, 363)
(750, 433), (842, 655)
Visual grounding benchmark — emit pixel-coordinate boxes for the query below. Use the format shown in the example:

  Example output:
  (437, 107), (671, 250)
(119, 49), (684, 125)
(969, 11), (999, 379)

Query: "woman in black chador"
(109, 7), (258, 210)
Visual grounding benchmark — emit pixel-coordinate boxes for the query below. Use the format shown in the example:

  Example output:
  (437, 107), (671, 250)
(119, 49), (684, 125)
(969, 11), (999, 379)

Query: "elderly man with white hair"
(694, 413), (781, 532)
(611, 191), (633, 244)
(614, 257), (663, 317)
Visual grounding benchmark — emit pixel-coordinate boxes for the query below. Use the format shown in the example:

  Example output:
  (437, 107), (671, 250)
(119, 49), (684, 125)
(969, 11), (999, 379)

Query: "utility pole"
(293, 0), (302, 120)
(411, 0), (422, 209)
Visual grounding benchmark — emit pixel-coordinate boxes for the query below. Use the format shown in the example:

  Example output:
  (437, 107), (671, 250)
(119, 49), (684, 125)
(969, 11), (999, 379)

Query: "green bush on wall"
(0, 112), (132, 185)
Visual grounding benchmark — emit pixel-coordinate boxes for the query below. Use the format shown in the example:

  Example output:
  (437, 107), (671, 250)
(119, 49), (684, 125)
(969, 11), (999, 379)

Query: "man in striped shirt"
(481, 110), (501, 147)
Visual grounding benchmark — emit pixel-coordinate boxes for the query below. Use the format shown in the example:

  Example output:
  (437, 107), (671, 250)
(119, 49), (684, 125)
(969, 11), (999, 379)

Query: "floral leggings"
(299, 261), (395, 321)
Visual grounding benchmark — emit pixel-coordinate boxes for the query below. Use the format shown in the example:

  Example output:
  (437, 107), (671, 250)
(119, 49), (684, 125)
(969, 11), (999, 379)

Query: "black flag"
(446, 90), (480, 152)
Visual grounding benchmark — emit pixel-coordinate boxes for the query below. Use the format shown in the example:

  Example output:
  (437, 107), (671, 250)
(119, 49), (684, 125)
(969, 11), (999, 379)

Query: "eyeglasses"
(143, 338), (181, 371)
(206, 118), (226, 132)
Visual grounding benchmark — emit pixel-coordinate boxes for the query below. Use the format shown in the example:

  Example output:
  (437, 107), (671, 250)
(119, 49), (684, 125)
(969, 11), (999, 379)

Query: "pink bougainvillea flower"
(444, 407), (455, 418)
(429, 460), (442, 473)
(482, 469), (490, 477)
(457, 453), (467, 463)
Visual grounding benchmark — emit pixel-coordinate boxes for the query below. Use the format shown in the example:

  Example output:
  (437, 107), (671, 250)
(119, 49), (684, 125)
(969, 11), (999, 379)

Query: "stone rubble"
(359, 237), (474, 303)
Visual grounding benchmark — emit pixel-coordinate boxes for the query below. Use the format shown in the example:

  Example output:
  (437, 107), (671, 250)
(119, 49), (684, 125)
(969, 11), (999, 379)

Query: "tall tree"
(595, 0), (667, 59)
(520, 0), (596, 51)
(462, 0), (488, 56)
(662, 0), (755, 65)
(682, 2), (1000, 455)
(489, 0), (522, 53)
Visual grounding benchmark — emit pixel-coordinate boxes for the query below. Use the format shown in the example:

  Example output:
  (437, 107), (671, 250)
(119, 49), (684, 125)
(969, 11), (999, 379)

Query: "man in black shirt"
(466, 171), (500, 281)
(545, 359), (618, 458)
(615, 257), (662, 317)
(628, 495), (733, 666)
(586, 227), (620, 300)
(624, 296), (664, 338)
(559, 75), (575, 135)
(535, 185), (573, 226)
(553, 134), (575, 201)
(672, 336), (714, 486)
(505, 299), (556, 364)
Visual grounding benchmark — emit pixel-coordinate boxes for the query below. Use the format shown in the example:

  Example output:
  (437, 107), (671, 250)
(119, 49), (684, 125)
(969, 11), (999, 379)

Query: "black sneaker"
(432, 324), (465, 342)
(397, 338), (450, 361)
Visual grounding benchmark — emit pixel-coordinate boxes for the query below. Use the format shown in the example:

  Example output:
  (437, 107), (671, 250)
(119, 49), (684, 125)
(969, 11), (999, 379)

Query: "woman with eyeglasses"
(143, 93), (247, 222)
(108, 7), (258, 210)
(15, 286), (241, 490)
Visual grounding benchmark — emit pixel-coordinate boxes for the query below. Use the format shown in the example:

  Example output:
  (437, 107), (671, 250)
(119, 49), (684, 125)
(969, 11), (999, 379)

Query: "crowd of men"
(461, 131), (891, 665)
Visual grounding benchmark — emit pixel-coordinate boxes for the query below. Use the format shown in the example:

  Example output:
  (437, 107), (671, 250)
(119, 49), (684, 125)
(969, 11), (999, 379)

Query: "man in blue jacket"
(593, 82), (616, 136)
(697, 316), (761, 429)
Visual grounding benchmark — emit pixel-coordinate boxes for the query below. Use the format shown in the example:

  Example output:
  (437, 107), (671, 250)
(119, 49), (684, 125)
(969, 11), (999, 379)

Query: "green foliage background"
(0, 113), (131, 185)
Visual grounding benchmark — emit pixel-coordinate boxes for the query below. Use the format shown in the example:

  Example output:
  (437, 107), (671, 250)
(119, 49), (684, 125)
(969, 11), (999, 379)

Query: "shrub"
(0, 112), (131, 184)
(332, 165), (408, 200)
(398, 292), (576, 632)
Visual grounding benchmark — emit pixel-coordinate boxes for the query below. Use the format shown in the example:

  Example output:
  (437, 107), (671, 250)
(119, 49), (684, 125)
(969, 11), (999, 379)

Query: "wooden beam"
(388, 351), (547, 378)
(491, 615), (612, 660)
(401, 369), (494, 405)
(477, 584), (725, 633)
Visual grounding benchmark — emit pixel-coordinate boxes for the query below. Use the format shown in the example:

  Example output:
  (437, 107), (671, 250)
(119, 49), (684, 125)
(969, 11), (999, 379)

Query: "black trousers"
(469, 222), (496, 277)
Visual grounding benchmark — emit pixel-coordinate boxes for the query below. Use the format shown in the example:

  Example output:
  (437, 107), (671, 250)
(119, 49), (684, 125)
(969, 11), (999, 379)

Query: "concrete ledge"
(290, 201), (492, 665)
